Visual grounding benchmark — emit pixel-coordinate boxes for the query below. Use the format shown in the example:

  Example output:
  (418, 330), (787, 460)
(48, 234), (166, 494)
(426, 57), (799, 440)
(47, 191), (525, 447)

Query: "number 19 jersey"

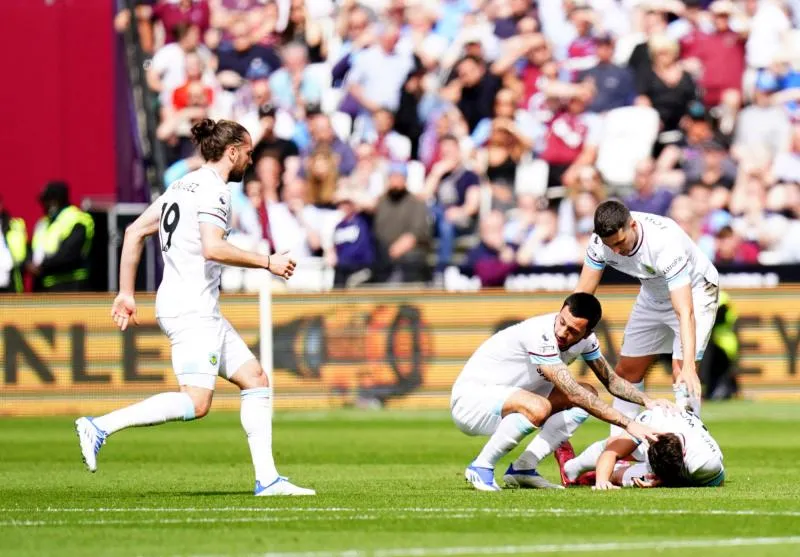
(155, 167), (232, 319)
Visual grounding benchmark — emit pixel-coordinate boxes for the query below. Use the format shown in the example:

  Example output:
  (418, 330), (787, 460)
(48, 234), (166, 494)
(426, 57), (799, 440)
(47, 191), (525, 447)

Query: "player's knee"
(615, 359), (646, 382)
(230, 359), (270, 390)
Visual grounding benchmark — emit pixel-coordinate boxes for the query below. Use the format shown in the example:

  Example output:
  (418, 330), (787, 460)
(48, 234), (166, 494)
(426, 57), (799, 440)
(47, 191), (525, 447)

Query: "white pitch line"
(3, 508), (800, 527)
(188, 537), (800, 557)
(3, 507), (800, 518)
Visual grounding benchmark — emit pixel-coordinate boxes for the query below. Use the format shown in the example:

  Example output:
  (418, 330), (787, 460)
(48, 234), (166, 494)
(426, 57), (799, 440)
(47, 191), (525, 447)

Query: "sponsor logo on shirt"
(663, 256), (685, 275)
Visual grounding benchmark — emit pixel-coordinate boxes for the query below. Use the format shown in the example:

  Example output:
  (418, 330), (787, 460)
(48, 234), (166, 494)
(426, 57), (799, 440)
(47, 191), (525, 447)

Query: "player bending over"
(75, 118), (314, 496)
(575, 200), (719, 432)
(451, 292), (673, 492)
(558, 406), (725, 489)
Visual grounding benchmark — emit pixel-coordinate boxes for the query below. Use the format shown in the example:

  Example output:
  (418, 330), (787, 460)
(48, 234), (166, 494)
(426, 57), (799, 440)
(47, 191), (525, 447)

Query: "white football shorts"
(157, 316), (256, 390)
(620, 283), (719, 361)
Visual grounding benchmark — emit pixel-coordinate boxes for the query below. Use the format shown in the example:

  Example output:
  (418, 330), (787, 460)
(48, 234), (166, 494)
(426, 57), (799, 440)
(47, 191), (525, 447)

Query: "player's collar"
(626, 220), (644, 257)
(202, 165), (227, 185)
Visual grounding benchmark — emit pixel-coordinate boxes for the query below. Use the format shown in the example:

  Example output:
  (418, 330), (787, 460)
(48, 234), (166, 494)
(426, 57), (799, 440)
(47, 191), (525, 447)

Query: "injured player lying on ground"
(555, 406), (725, 489)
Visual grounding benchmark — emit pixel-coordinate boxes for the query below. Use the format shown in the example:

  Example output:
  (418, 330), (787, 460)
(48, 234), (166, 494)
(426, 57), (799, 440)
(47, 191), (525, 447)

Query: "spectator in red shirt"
(714, 225), (760, 264)
(152, 0), (210, 45)
(171, 52), (215, 110)
(491, 33), (552, 109)
(692, 0), (747, 134)
(564, 6), (598, 76)
(676, 0), (708, 61)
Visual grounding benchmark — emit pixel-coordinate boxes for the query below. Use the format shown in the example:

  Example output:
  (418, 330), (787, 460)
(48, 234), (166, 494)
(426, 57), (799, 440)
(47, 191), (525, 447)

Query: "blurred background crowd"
(5, 0), (799, 293)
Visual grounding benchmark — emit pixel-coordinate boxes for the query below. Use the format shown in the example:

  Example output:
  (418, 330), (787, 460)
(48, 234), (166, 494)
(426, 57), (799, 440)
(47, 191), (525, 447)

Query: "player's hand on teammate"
(624, 420), (659, 444)
(268, 250), (297, 280)
(111, 293), (139, 331)
(676, 362), (702, 402)
(592, 479), (620, 491)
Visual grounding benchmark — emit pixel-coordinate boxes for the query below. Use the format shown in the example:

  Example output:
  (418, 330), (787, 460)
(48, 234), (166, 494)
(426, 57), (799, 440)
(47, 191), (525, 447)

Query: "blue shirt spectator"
(578, 34), (635, 113)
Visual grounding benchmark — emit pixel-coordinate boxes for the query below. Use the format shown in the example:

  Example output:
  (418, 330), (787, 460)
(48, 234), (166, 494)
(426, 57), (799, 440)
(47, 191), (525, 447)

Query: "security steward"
(0, 196), (27, 293)
(28, 182), (95, 292)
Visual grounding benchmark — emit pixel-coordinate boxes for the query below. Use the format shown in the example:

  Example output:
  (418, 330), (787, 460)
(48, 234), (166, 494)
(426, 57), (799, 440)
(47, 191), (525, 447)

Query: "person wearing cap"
(732, 71), (792, 159)
(28, 182), (95, 292)
(373, 162), (432, 283)
(578, 32), (636, 114)
(0, 196), (27, 293)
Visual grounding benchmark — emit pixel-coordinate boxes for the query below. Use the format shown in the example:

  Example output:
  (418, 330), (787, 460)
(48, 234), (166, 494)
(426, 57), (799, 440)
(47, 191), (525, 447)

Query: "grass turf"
(1, 401), (799, 557)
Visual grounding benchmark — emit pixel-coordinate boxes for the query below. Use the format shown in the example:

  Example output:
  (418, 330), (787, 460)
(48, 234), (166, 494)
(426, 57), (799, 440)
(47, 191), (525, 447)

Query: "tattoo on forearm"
(543, 364), (630, 428)
(590, 357), (647, 406)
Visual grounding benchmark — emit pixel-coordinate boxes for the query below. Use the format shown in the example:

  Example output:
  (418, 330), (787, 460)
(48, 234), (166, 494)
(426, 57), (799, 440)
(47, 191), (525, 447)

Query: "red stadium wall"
(0, 0), (116, 232)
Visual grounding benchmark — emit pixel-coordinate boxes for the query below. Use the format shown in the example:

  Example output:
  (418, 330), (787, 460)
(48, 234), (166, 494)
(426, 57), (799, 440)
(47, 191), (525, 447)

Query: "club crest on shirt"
(209, 353), (219, 366)
(643, 264), (656, 275)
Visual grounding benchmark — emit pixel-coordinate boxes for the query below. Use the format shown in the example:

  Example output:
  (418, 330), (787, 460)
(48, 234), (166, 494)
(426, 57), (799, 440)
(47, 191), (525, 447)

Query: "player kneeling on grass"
(451, 292), (674, 492)
(557, 406), (725, 489)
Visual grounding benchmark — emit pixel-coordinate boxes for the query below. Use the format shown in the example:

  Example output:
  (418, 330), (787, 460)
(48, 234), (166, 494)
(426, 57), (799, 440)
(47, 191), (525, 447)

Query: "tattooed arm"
(587, 355), (677, 412)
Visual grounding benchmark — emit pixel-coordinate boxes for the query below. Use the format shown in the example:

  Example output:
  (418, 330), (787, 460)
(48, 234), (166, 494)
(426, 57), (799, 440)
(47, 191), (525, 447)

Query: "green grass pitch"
(2, 401), (800, 557)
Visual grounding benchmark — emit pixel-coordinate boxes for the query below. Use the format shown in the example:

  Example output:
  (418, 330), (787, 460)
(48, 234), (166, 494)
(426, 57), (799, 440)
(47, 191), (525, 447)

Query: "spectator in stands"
(673, 0), (711, 61)
(397, 4), (448, 71)
(772, 124), (800, 183)
(579, 32), (636, 114)
(505, 193), (541, 246)
(559, 164), (605, 235)
(269, 42), (323, 119)
(0, 196), (27, 293)
(626, 158), (674, 216)
(170, 52), (216, 112)
(421, 134), (481, 272)
(540, 84), (601, 188)
(157, 80), (215, 164)
(733, 72), (792, 160)
(745, 0), (792, 79)
(267, 179), (322, 258)
(346, 23), (414, 122)
(147, 23), (211, 106)
(471, 88), (537, 152)
(113, 1), (156, 53)
(232, 174), (268, 241)
(373, 163), (432, 283)
(684, 140), (739, 190)
(29, 182), (94, 292)
(692, 1), (747, 135)
(493, 0), (535, 39)
(492, 33), (551, 109)
(467, 210), (517, 287)
(357, 107), (412, 162)
(636, 34), (697, 149)
(345, 142), (386, 212)
(714, 225), (760, 263)
(393, 67), (427, 159)
(627, 2), (670, 85)
(152, 0), (210, 45)
(304, 146), (339, 208)
(331, 4), (376, 87)
(328, 188), (376, 288)
(216, 18), (281, 91)
(516, 207), (581, 266)
(441, 55), (504, 133)
(563, 4), (598, 76)
(252, 103), (300, 172)
(303, 113), (356, 176)
(279, 0), (327, 63)
(478, 118), (525, 211)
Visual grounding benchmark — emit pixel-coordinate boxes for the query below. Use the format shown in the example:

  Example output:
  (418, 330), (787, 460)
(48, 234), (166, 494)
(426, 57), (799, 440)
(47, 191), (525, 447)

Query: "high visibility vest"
(5, 218), (27, 292)
(32, 206), (95, 288)
(712, 291), (739, 362)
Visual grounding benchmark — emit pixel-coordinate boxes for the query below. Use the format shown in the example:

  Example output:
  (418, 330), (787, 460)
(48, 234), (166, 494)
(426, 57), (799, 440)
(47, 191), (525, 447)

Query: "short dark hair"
(594, 200), (631, 238)
(191, 119), (250, 162)
(648, 433), (688, 487)
(562, 293), (602, 331)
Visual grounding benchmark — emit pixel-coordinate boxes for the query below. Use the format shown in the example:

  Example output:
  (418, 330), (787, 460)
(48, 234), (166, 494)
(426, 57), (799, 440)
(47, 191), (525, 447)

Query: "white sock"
(673, 382), (701, 415)
(93, 392), (196, 436)
(564, 439), (608, 481)
(610, 381), (644, 437)
(472, 413), (535, 469)
(514, 407), (589, 470)
(241, 387), (279, 486)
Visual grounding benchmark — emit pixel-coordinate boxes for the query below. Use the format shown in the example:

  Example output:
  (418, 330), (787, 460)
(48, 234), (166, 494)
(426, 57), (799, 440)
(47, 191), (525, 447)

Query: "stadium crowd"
(105, 0), (800, 290)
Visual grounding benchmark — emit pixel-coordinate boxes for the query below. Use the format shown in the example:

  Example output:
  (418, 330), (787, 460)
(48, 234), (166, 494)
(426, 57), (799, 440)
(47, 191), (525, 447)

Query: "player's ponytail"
(190, 118), (249, 162)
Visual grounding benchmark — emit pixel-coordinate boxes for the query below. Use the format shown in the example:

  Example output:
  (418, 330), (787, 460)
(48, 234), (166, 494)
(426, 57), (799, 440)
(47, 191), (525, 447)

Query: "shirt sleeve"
(584, 234), (607, 270)
(525, 327), (563, 366)
(656, 245), (691, 290)
(580, 334), (602, 361)
(197, 188), (231, 230)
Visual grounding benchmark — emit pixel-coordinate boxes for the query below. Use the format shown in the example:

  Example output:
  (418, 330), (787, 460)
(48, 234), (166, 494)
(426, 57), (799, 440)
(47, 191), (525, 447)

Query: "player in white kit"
(74, 119), (315, 496)
(451, 293), (670, 491)
(576, 200), (719, 432)
(558, 406), (725, 489)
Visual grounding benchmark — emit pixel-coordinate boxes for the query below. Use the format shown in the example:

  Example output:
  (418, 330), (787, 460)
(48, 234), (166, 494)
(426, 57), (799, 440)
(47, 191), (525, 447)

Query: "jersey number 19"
(160, 202), (181, 252)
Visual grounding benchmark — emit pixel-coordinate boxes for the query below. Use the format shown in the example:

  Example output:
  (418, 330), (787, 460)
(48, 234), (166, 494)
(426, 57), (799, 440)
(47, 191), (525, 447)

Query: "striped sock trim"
(241, 387), (272, 400)
(515, 414), (536, 435)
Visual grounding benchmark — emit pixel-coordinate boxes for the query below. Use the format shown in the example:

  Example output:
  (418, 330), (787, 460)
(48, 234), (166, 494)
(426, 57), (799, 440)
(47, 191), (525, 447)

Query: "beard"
(229, 164), (247, 183)
(386, 188), (408, 202)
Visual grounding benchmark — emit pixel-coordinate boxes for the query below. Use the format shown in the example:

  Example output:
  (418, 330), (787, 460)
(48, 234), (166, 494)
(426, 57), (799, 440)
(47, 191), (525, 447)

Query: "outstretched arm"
(538, 363), (656, 443)
(575, 263), (603, 295)
(594, 436), (638, 489)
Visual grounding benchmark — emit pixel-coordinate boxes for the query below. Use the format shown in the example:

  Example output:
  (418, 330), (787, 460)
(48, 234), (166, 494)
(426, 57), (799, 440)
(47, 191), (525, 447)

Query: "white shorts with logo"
(451, 377), (554, 437)
(158, 316), (256, 390)
(621, 284), (719, 361)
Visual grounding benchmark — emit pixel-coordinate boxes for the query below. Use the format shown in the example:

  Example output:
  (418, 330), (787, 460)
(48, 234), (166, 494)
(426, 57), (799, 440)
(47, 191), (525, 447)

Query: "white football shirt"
(155, 166), (232, 319)
(635, 407), (724, 485)
(584, 212), (719, 305)
(455, 312), (603, 392)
